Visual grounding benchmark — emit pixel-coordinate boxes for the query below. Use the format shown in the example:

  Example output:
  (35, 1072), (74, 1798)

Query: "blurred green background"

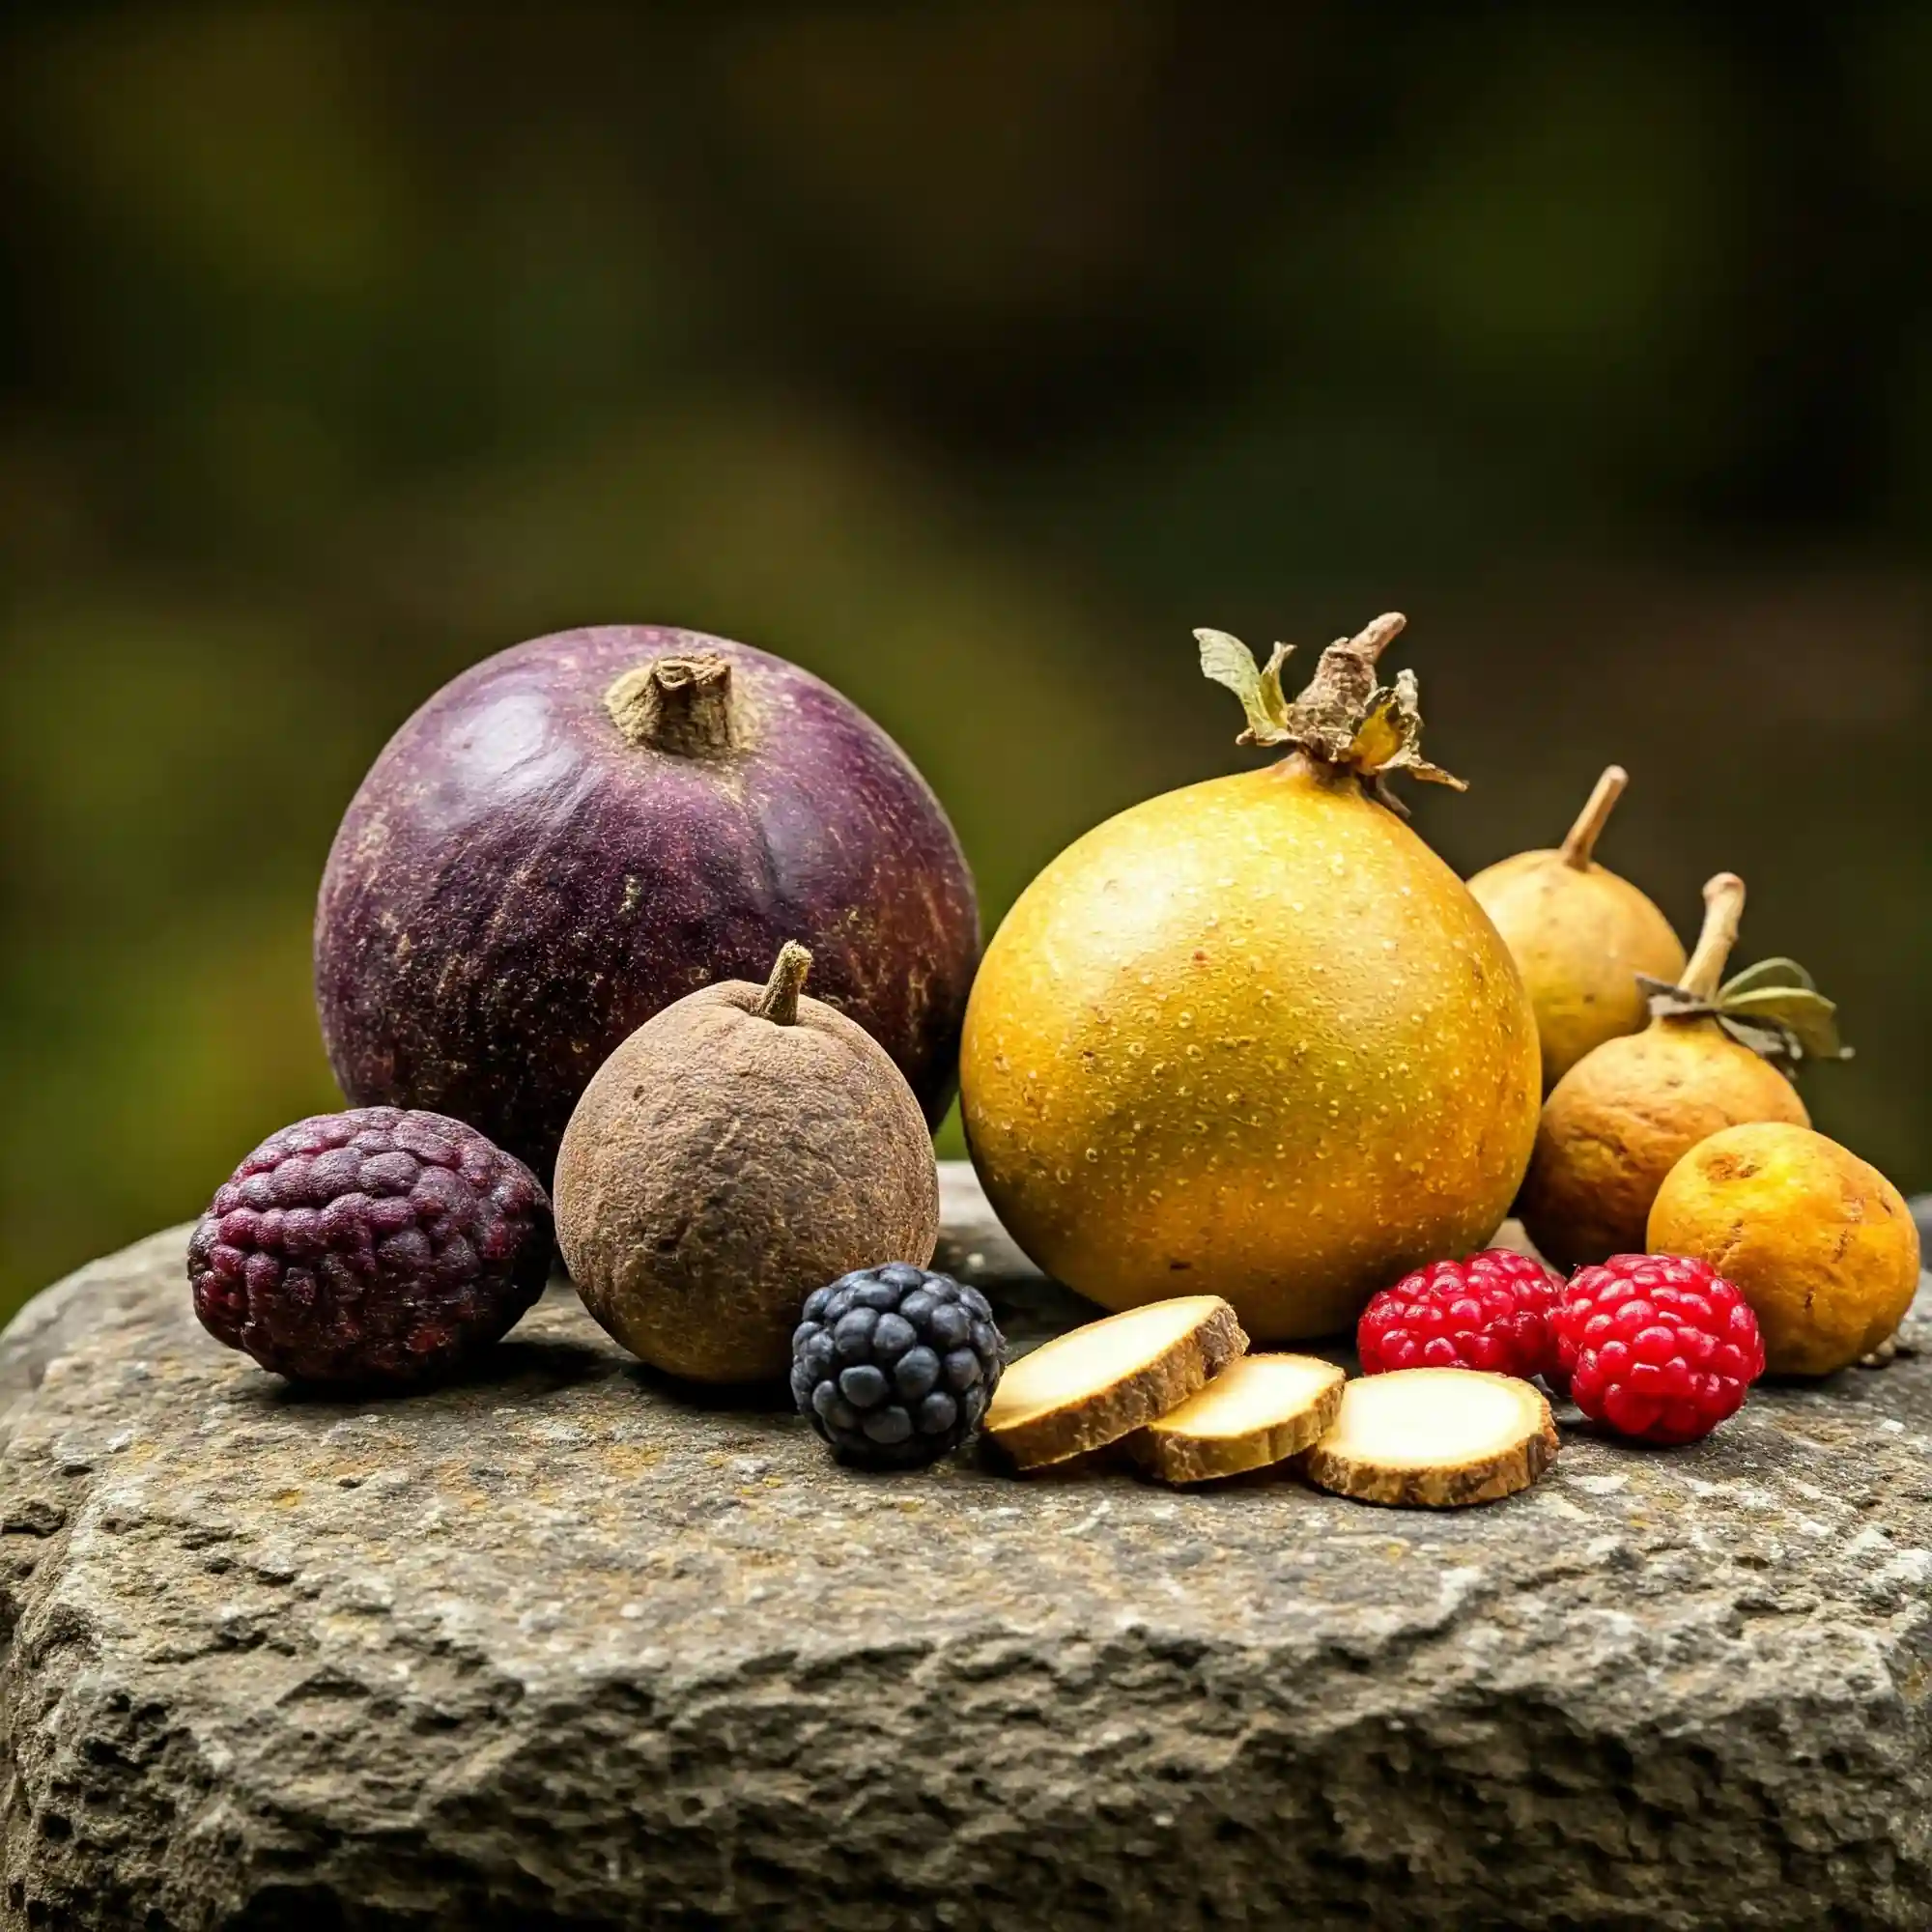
(3, 5), (1927, 1319)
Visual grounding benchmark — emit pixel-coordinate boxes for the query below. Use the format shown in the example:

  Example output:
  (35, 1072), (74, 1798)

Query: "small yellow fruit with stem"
(1517, 872), (1811, 1269)
(1648, 1122), (1920, 1377)
(1468, 765), (1687, 1091)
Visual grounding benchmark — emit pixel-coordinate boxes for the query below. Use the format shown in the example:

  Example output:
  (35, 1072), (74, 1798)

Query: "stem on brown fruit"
(755, 942), (813, 1025)
(1559, 765), (1629, 870)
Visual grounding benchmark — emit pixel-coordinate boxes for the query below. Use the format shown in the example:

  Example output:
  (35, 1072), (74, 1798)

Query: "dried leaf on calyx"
(1195, 630), (1293, 743)
(1123, 1353), (1346, 1485)
(1194, 611), (1465, 814)
(1637, 951), (1852, 1078)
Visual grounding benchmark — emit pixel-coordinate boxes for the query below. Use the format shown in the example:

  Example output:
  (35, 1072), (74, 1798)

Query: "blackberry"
(187, 1107), (553, 1388)
(790, 1264), (1006, 1468)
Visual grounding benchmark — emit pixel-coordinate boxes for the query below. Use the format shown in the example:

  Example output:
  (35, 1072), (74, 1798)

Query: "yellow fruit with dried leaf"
(960, 613), (1541, 1341)
(1518, 873), (1849, 1268)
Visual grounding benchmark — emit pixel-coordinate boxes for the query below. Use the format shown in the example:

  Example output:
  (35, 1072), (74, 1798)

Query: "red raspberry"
(1551, 1254), (1765, 1446)
(1357, 1250), (1564, 1379)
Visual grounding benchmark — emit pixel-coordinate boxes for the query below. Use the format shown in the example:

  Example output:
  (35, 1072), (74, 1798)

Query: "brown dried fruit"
(555, 943), (941, 1383)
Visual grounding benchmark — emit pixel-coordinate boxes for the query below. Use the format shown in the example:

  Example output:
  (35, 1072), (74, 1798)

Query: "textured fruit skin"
(960, 756), (1542, 1340)
(1467, 849), (1685, 1091)
(316, 626), (979, 1181)
(555, 977), (940, 1384)
(1357, 1249), (1564, 1379)
(1552, 1254), (1764, 1445)
(1648, 1122), (1921, 1377)
(790, 1264), (1005, 1468)
(187, 1107), (553, 1387)
(1518, 1018), (1808, 1270)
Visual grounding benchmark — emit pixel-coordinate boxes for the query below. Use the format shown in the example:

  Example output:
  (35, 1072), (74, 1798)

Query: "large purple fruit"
(316, 626), (979, 1180)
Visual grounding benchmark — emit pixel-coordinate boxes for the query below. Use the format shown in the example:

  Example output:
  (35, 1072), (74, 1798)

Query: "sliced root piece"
(1301, 1370), (1557, 1509)
(1124, 1353), (1346, 1485)
(984, 1296), (1247, 1470)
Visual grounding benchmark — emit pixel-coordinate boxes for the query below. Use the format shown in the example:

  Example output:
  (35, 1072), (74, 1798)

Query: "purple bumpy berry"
(791, 1264), (1005, 1469)
(187, 1107), (553, 1388)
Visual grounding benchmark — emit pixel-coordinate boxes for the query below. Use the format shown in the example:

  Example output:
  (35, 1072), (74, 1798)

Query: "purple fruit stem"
(603, 653), (735, 756)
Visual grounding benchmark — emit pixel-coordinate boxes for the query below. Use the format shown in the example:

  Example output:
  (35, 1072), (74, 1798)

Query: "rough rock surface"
(1, 1167), (1929, 1931)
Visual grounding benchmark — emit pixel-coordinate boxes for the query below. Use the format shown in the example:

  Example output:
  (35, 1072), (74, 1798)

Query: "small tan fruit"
(1301, 1369), (1558, 1508)
(1468, 765), (1687, 1090)
(1518, 873), (1808, 1268)
(984, 1296), (1247, 1469)
(1123, 1353), (1346, 1484)
(1649, 1122), (1921, 1377)
(555, 942), (940, 1383)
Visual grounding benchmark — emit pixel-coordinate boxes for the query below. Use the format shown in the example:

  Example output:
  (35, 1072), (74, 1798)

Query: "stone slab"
(0, 1167), (1928, 1929)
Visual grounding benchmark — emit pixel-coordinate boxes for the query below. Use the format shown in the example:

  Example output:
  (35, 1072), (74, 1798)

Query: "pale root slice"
(1124, 1354), (1347, 1485)
(984, 1296), (1247, 1469)
(1301, 1370), (1557, 1509)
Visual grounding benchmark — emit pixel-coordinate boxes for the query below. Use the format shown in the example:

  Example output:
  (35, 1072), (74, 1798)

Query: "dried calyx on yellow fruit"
(1518, 873), (1822, 1269)
(1649, 1122), (1918, 1377)
(1468, 766), (1687, 1091)
(1193, 611), (1464, 811)
(960, 612), (1540, 1342)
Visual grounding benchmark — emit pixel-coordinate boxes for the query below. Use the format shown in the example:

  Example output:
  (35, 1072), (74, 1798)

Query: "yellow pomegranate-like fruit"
(1648, 1122), (1920, 1377)
(1518, 872), (1809, 1269)
(960, 613), (1542, 1342)
(1468, 765), (1687, 1090)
